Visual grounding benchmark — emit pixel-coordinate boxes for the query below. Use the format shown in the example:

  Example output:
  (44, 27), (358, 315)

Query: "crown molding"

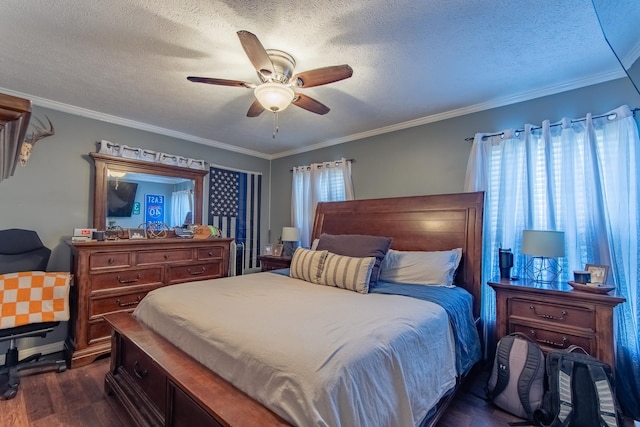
(0, 87), (271, 160)
(1, 67), (626, 162)
(270, 68), (625, 158)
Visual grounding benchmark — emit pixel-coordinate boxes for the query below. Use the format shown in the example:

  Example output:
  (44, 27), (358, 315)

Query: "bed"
(104, 191), (484, 427)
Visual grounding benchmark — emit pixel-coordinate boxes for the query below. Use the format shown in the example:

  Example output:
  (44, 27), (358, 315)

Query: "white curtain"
(170, 190), (192, 227)
(464, 105), (640, 417)
(291, 158), (354, 248)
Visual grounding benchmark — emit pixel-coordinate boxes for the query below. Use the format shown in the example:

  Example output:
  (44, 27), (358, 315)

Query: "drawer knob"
(188, 266), (206, 275)
(529, 329), (568, 348)
(208, 251), (213, 256)
(133, 361), (148, 379)
(529, 305), (567, 321)
(116, 295), (142, 307)
(117, 273), (141, 284)
(164, 254), (169, 260)
(108, 258), (115, 265)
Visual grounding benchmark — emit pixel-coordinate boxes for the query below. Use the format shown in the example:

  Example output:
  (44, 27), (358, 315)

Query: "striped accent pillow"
(289, 247), (328, 283)
(319, 252), (376, 294)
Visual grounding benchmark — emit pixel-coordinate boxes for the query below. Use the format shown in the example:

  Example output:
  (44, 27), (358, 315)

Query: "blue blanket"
(370, 281), (481, 375)
(269, 269), (481, 375)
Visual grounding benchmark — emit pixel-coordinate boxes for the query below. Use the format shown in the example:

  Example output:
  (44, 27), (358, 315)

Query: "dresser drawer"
(197, 246), (225, 260)
(90, 252), (131, 270)
(511, 322), (595, 354)
(137, 249), (193, 265)
(120, 337), (167, 413)
(91, 268), (163, 292)
(88, 318), (113, 344)
(509, 298), (594, 330)
(168, 262), (223, 284)
(90, 289), (150, 317)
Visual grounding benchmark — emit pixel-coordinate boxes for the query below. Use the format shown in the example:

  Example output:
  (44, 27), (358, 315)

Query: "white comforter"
(134, 272), (457, 427)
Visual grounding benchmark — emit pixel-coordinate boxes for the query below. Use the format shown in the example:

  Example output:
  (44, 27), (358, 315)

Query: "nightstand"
(258, 255), (292, 272)
(488, 278), (625, 369)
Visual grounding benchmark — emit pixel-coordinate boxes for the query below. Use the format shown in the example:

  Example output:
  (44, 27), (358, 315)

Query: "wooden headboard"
(312, 192), (484, 318)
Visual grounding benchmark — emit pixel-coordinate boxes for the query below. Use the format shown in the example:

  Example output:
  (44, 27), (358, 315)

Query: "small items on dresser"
(569, 264), (613, 294)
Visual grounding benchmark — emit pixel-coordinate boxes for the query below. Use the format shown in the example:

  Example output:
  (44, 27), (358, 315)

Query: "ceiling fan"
(187, 30), (353, 119)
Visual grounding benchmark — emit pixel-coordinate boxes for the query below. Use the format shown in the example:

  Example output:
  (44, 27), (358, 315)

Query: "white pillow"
(318, 252), (375, 294)
(378, 248), (462, 287)
(310, 238), (319, 250)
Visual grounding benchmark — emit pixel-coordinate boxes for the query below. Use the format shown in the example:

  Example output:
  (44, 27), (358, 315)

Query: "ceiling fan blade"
(292, 65), (353, 88)
(237, 30), (274, 77)
(247, 99), (265, 117)
(187, 76), (255, 88)
(292, 93), (330, 115)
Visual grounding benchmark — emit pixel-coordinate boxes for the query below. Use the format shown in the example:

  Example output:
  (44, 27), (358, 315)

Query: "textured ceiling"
(1, 0), (638, 159)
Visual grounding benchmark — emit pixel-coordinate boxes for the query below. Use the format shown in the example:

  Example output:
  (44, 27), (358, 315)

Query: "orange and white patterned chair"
(0, 229), (70, 400)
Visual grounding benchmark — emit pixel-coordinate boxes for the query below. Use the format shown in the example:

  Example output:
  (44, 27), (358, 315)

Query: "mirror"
(91, 153), (208, 231)
(591, 0), (640, 97)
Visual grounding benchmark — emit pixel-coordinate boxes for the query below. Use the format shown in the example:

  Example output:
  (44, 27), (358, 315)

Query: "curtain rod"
(464, 107), (640, 142)
(290, 158), (354, 172)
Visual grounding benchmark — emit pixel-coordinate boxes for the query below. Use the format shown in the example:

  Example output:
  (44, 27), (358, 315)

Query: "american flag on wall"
(208, 166), (262, 273)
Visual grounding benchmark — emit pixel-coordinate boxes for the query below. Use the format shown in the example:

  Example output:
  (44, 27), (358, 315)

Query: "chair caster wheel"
(57, 365), (67, 373)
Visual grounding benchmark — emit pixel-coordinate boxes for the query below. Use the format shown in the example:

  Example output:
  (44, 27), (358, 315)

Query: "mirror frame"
(90, 152), (208, 230)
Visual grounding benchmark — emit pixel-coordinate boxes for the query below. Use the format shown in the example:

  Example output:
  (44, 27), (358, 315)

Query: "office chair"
(0, 229), (67, 400)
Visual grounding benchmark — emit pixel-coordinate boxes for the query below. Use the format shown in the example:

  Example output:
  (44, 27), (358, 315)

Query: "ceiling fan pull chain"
(273, 112), (280, 139)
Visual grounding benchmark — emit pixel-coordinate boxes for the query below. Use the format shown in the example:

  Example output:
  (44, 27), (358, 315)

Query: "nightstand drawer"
(509, 298), (594, 329)
(511, 323), (595, 354)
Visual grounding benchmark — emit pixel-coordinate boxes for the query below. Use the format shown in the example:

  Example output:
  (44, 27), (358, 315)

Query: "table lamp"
(521, 230), (565, 283)
(281, 227), (301, 257)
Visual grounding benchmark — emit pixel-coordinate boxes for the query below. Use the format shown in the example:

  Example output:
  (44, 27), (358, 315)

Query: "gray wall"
(269, 77), (640, 242)
(0, 105), (270, 353)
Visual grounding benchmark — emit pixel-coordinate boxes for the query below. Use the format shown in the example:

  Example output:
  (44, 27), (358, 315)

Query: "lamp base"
(525, 256), (562, 283)
(282, 242), (298, 257)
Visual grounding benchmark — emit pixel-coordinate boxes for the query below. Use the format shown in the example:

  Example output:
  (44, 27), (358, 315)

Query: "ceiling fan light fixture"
(254, 82), (295, 112)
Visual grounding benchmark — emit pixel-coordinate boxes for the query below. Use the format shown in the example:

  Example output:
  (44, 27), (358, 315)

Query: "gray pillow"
(315, 233), (393, 285)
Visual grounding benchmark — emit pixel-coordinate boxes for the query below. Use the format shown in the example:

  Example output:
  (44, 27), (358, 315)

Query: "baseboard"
(0, 340), (65, 365)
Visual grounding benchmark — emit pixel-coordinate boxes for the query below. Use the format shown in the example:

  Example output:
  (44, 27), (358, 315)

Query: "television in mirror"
(107, 180), (138, 217)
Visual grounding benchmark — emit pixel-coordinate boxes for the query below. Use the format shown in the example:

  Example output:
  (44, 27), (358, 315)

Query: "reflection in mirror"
(591, 0), (640, 96)
(106, 169), (195, 229)
(91, 153), (208, 231)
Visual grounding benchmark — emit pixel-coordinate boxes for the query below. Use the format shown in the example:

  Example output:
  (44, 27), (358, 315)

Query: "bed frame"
(104, 191), (484, 426)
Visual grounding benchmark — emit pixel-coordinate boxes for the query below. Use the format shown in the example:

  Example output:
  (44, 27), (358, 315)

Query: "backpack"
(486, 333), (545, 421)
(534, 346), (622, 427)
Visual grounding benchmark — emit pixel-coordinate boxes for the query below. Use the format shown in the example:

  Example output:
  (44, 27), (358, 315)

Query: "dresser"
(489, 278), (625, 369)
(66, 238), (232, 368)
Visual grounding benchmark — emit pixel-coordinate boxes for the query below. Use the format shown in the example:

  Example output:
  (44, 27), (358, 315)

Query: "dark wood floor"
(1, 356), (635, 426)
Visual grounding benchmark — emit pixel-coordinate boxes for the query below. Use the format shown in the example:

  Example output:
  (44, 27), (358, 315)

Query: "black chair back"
(0, 229), (51, 274)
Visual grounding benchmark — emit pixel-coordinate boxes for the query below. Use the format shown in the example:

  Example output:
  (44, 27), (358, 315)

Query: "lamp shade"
(254, 83), (295, 112)
(521, 230), (565, 257)
(281, 227), (300, 242)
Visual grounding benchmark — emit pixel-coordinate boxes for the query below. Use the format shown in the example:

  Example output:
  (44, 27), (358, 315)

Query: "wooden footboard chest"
(104, 312), (288, 426)
(66, 238), (232, 368)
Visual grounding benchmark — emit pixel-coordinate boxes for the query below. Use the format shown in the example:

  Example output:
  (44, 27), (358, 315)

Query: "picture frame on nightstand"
(585, 264), (609, 285)
(272, 244), (283, 257)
